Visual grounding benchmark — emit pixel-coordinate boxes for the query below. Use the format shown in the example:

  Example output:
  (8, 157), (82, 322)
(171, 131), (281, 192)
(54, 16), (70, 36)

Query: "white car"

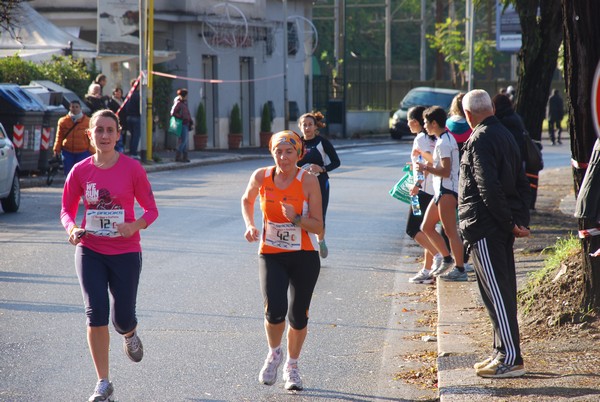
(0, 122), (20, 212)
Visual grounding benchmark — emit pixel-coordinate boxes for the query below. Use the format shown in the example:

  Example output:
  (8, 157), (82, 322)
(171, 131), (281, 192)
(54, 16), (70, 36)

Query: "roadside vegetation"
(519, 235), (598, 328)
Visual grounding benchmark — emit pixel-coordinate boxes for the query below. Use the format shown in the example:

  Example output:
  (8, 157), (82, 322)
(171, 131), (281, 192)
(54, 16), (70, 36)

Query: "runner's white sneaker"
(283, 363), (303, 390)
(88, 379), (114, 402)
(408, 268), (434, 284)
(259, 350), (283, 385)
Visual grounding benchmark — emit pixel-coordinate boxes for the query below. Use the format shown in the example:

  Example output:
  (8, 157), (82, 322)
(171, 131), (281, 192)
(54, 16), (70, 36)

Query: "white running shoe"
(408, 268), (434, 284)
(283, 363), (303, 390)
(432, 254), (443, 271)
(88, 379), (114, 402)
(259, 350), (283, 385)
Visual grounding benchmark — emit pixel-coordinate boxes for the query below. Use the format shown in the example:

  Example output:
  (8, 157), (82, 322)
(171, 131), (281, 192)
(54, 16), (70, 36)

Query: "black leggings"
(319, 176), (330, 226)
(75, 246), (142, 334)
(259, 251), (320, 330)
(405, 190), (434, 238)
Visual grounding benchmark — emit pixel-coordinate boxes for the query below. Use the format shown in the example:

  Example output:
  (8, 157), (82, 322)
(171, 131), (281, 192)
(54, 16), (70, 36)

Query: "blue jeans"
(61, 149), (92, 176)
(177, 125), (189, 153)
(127, 115), (141, 156)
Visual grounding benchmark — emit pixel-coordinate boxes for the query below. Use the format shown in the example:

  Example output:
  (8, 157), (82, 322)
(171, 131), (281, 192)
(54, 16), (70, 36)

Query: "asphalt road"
(0, 134), (572, 401)
(0, 141), (446, 401)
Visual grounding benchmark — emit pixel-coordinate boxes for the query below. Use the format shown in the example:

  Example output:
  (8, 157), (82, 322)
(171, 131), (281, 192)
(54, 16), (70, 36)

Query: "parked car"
(0, 122), (20, 212)
(390, 87), (460, 140)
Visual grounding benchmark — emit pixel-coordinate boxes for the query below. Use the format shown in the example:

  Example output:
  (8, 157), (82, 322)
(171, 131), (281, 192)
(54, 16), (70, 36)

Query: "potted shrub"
(259, 102), (273, 147)
(194, 102), (208, 150)
(228, 103), (243, 149)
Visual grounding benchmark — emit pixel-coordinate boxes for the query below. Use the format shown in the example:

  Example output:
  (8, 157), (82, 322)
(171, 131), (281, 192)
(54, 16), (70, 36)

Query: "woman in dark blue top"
(297, 111), (341, 258)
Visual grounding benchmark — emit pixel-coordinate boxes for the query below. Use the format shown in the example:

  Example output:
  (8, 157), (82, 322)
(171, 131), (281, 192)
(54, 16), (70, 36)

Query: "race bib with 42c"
(85, 209), (125, 237)
(264, 220), (301, 250)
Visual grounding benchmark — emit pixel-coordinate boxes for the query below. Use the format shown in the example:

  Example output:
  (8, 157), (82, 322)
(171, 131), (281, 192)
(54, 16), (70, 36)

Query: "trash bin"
(22, 86), (67, 171)
(326, 99), (344, 137)
(0, 84), (45, 172)
(29, 80), (91, 116)
(39, 105), (67, 171)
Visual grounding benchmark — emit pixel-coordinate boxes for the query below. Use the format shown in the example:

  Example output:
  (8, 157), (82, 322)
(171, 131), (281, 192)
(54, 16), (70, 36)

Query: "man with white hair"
(459, 89), (531, 378)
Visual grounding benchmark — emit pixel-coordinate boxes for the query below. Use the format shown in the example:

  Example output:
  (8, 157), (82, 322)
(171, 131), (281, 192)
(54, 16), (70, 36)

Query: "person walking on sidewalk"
(53, 100), (94, 176)
(125, 80), (142, 160)
(406, 106), (439, 284)
(297, 111), (340, 258)
(416, 106), (466, 281)
(547, 89), (565, 145)
(170, 88), (193, 163)
(241, 130), (323, 391)
(60, 109), (159, 401)
(460, 89), (531, 378)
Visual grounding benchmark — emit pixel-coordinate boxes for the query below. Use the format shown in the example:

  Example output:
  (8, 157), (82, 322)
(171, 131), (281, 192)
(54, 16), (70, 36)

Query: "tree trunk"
(562, 0), (600, 309)
(513, 0), (562, 142)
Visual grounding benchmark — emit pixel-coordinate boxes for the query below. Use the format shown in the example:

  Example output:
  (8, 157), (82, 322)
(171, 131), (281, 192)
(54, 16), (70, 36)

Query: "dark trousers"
(548, 119), (562, 144)
(471, 231), (523, 366)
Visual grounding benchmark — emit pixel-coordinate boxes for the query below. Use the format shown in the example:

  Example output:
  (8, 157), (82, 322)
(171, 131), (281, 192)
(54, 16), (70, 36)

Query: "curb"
(436, 278), (490, 401)
(20, 137), (401, 189)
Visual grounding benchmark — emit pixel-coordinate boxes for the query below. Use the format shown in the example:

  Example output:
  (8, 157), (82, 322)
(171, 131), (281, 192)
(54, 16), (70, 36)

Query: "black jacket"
(495, 109), (526, 165)
(458, 115), (531, 243)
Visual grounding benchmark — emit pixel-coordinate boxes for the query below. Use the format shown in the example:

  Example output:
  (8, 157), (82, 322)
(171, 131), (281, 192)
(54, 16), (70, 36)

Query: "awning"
(0, 2), (97, 61)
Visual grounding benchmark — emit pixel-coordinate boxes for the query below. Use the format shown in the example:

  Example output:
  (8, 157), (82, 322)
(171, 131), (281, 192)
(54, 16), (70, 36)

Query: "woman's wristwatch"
(292, 214), (302, 226)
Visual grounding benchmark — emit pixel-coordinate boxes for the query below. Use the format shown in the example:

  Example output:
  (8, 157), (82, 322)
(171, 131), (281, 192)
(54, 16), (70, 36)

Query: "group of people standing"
(53, 74), (144, 179)
(404, 89), (531, 379)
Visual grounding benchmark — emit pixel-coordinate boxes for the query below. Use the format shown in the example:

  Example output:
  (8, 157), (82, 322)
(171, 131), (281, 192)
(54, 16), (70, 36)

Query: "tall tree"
(512, 0), (562, 142)
(563, 1), (600, 309)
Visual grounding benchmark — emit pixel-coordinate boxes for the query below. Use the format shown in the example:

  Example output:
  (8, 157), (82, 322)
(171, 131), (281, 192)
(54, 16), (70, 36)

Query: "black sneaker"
(124, 331), (144, 363)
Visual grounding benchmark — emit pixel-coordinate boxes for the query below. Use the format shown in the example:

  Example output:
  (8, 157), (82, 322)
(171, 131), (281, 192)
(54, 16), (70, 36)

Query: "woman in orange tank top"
(241, 130), (323, 391)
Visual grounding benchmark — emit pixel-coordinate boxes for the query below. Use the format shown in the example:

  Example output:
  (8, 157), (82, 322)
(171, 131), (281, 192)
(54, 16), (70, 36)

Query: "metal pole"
(342, 0), (346, 138)
(139, 0), (147, 162)
(385, 0), (390, 82)
(147, 0), (154, 161)
(420, 0), (426, 81)
(283, 0), (289, 130)
(333, 0), (340, 98)
(466, 0), (474, 91)
(385, 0), (391, 109)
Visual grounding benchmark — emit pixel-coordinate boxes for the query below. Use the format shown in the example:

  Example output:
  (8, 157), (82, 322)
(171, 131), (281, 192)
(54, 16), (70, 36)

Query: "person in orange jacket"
(53, 100), (94, 175)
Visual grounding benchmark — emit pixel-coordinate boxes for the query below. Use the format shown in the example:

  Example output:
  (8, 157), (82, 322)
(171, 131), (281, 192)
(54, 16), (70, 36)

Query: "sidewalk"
(21, 136), (395, 189)
(436, 165), (600, 401)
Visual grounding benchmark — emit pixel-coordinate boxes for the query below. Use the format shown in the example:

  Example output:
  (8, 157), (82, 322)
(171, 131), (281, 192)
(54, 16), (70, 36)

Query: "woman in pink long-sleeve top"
(60, 109), (158, 402)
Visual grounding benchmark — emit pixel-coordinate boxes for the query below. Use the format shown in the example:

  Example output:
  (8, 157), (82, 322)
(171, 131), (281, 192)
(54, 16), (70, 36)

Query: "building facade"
(30, 0), (315, 149)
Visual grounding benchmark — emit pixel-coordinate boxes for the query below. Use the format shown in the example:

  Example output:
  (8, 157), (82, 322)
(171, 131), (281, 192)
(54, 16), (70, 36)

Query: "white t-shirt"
(432, 131), (460, 197)
(411, 131), (436, 195)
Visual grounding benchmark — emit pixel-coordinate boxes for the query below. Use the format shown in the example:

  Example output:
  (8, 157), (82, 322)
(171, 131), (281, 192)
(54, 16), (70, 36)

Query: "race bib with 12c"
(85, 209), (125, 237)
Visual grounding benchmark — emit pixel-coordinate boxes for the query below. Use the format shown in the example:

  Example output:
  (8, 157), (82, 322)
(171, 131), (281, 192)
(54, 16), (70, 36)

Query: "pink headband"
(270, 130), (303, 156)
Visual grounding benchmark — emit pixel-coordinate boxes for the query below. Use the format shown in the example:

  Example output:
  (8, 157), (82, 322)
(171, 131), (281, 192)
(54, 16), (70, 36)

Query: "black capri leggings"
(405, 190), (434, 239)
(75, 246), (142, 334)
(259, 251), (320, 330)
